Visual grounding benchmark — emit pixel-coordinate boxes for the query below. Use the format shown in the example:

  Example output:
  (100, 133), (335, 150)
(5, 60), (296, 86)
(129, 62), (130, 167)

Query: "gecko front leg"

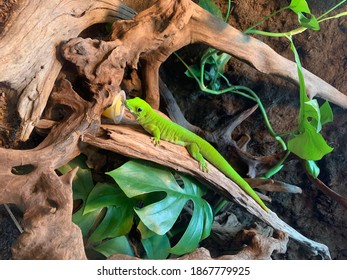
(143, 123), (161, 146)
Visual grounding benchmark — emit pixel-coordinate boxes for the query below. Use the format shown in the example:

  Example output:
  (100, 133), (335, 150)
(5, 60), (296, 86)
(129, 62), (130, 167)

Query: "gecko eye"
(136, 107), (143, 113)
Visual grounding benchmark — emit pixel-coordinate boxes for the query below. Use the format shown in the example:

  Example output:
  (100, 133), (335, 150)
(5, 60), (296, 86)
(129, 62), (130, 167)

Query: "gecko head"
(125, 97), (152, 119)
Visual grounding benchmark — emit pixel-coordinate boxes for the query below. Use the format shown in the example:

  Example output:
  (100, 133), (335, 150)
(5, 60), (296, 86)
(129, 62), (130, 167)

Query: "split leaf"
(107, 160), (213, 255)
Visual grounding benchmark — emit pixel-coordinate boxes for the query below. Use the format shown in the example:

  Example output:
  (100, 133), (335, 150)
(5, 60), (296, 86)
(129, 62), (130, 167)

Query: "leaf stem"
(317, 0), (346, 20)
(244, 6), (289, 34)
(174, 52), (287, 151)
(224, 0), (232, 22)
(263, 150), (291, 179)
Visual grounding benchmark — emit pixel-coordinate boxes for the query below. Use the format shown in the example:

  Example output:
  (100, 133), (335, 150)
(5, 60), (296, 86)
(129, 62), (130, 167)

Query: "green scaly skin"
(125, 97), (270, 213)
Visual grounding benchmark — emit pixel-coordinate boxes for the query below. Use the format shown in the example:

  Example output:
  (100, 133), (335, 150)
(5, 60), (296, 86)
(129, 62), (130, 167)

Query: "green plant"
(180, 0), (287, 151)
(58, 156), (135, 258)
(244, 0), (347, 37)
(181, 0), (345, 178)
(59, 157), (213, 259)
(244, 0), (344, 177)
(107, 160), (213, 255)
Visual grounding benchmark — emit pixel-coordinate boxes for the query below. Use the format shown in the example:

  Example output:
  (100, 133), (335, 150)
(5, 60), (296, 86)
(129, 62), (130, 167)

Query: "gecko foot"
(151, 137), (160, 146)
(199, 161), (208, 173)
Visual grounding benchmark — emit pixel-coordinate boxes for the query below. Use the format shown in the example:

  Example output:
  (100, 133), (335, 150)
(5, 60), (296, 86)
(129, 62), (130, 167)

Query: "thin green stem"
(318, 11), (347, 23)
(213, 198), (229, 215)
(175, 52), (287, 151)
(233, 88), (287, 151)
(246, 27), (307, 37)
(224, 0), (232, 22)
(317, 0), (346, 20)
(244, 6), (289, 33)
(262, 150), (291, 179)
(218, 71), (232, 87)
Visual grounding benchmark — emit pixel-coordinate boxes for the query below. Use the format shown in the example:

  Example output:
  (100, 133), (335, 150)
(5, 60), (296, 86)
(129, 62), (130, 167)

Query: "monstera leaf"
(83, 182), (134, 242)
(107, 160), (213, 255)
(58, 156), (134, 257)
(58, 156), (102, 236)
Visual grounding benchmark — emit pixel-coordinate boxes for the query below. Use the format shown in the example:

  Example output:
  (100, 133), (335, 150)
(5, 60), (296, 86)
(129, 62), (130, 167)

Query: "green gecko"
(125, 97), (269, 213)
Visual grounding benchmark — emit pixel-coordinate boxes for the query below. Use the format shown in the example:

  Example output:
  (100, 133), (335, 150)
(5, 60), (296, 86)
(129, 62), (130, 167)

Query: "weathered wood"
(0, 0), (135, 141)
(62, 0), (347, 114)
(109, 229), (289, 260)
(0, 78), (92, 259)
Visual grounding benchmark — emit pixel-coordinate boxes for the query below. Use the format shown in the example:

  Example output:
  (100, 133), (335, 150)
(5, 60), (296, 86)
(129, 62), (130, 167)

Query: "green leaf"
(320, 101), (333, 126)
(142, 234), (171, 259)
(185, 64), (201, 79)
(215, 53), (232, 74)
(180, 175), (213, 240)
(59, 156), (100, 236)
(107, 160), (176, 199)
(289, 0), (310, 14)
(138, 221), (156, 239)
(57, 155), (88, 173)
(83, 183), (132, 214)
(170, 198), (213, 255)
(289, 0), (319, 30)
(107, 160), (213, 255)
(136, 196), (185, 235)
(298, 12), (320, 30)
(94, 236), (134, 258)
(72, 207), (102, 237)
(58, 156), (94, 201)
(288, 121), (333, 160)
(305, 160), (320, 178)
(199, 0), (223, 19)
(89, 205), (134, 242)
(303, 100), (333, 132)
(304, 99), (322, 132)
(82, 183), (135, 241)
(288, 36), (309, 129)
(72, 168), (95, 201)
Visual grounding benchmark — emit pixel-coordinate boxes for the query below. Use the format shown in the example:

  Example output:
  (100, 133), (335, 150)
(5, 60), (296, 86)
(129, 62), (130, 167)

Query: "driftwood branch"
(83, 124), (331, 259)
(62, 0), (346, 112)
(0, 78), (94, 259)
(0, 0), (135, 142)
(109, 229), (289, 260)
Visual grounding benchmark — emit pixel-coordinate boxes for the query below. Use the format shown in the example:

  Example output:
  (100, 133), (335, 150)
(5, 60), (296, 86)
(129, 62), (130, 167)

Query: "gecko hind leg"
(186, 143), (208, 172)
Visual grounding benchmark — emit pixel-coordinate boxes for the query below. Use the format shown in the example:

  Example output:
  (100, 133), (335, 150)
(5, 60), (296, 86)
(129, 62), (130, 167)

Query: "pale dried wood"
(0, 78), (91, 259)
(115, 0), (347, 110)
(108, 229), (288, 260)
(0, 0), (135, 141)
